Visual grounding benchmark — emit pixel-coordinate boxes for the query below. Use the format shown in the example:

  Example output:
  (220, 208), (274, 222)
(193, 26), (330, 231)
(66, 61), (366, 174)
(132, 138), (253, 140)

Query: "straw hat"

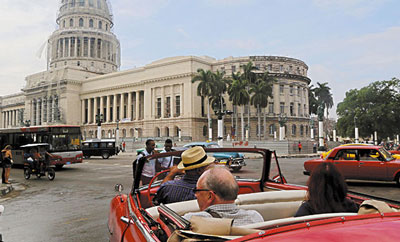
(177, 146), (215, 170)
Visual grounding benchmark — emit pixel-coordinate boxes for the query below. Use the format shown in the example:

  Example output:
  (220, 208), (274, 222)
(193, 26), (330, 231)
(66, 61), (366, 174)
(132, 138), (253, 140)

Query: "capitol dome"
(47, 0), (120, 74)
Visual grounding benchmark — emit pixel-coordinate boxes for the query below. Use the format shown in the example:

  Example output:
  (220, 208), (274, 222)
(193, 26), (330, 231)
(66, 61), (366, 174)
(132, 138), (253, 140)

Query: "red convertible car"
(304, 145), (400, 185)
(108, 147), (400, 242)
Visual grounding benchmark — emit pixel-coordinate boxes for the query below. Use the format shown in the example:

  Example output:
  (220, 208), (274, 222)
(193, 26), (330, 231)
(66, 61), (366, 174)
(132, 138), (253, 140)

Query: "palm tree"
(250, 72), (274, 140)
(228, 73), (249, 141)
(192, 69), (214, 140)
(313, 82), (334, 118)
(240, 62), (258, 139)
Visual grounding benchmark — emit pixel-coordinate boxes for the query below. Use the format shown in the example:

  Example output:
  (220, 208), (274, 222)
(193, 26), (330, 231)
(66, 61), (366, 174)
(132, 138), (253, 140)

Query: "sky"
(1, 0), (399, 118)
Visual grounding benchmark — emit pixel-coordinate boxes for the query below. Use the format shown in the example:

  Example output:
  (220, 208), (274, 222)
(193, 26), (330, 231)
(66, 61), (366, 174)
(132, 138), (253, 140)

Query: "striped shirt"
(183, 203), (264, 226)
(155, 174), (200, 204)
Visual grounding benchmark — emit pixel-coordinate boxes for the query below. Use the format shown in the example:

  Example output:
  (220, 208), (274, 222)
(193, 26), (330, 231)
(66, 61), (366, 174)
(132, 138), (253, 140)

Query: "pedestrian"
(136, 139), (157, 185)
(1, 145), (13, 184)
(122, 141), (126, 152)
(298, 141), (302, 153)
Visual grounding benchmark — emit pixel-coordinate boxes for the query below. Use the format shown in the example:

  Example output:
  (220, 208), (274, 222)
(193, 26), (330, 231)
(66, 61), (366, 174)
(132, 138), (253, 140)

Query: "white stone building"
(0, 0), (312, 142)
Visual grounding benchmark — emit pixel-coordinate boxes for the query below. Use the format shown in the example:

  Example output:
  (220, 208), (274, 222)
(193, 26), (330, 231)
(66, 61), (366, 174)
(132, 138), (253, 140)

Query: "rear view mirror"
(114, 184), (124, 193)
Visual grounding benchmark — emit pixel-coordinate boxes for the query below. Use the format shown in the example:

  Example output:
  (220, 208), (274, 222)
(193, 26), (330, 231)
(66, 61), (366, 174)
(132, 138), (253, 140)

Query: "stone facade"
(0, 0), (312, 142)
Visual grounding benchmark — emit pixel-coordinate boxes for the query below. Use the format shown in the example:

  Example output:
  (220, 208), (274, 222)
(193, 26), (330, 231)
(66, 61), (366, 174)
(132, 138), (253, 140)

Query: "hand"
(169, 165), (185, 175)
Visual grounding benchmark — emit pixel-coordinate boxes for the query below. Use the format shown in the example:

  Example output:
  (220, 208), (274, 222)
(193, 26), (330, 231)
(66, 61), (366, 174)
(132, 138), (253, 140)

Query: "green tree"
(313, 82), (334, 118)
(228, 73), (250, 141)
(308, 84), (319, 115)
(250, 72), (274, 140)
(192, 69), (214, 140)
(241, 62), (258, 137)
(336, 78), (400, 139)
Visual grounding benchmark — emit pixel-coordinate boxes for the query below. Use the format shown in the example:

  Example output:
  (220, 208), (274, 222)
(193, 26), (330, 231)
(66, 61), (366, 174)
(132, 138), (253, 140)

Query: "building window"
(175, 95), (181, 116)
(268, 64), (272, 71)
(297, 86), (300, 96)
(280, 65), (283, 72)
(98, 21), (102, 29)
(289, 66), (293, 72)
(79, 18), (84, 27)
(290, 103), (294, 116)
(268, 102), (274, 114)
(280, 102), (285, 114)
(304, 104), (307, 116)
(70, 0), (76, 7)
(292, 124), (296, 135)
(165, 96), (171, 118)
(89, 19), (94, 28)
(70, 18), (74, 27)
(105, 24), (108, 31)
(298, 104), (301, 116)
(256, 125), (264, 137)
(97, 0), (102, 9)
(203, 126), (207, 137)
(280, 85), (284, 94)
(231, 65), (236, 73)
(63, 20), (66, 28)
(89, 0), (94, 7)
(83, 37), (88, 56)
(300, 125), (304, 136)
(269, 124), (275, 135)
(156, 98), (161, 118)
(290, 85), (294, 94)
(77, 61), (80, 66)
(78, 0), (85, 7)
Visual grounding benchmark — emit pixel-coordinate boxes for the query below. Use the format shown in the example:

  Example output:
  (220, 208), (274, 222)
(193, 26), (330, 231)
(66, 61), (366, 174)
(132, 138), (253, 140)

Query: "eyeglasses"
(192, 188), (213, 194)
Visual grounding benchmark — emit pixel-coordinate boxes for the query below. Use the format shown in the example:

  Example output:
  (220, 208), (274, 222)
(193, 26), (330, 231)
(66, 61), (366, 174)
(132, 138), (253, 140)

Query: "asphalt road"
(0, 154), (399, 242)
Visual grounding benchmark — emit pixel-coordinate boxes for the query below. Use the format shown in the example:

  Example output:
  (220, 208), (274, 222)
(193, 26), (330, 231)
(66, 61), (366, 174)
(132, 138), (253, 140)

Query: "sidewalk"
(0, 183), (13, 197)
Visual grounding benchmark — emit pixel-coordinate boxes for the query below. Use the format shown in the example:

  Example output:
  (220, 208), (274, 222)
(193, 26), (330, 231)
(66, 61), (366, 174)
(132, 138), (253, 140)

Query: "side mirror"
(114, 184), (124, 193)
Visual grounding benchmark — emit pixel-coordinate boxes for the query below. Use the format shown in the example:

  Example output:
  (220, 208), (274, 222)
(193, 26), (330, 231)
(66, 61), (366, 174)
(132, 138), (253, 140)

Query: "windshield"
(380, 147), (394, 161)
(50, 134), (81, 151)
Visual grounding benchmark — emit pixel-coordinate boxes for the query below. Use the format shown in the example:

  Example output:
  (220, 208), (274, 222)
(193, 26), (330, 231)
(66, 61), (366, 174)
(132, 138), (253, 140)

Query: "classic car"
(304, 145), (400, 185)
(320, 143), (372, 159)
(108, 147), (400, 242)
(82, 139), (119, 159)
(389, 145), (400, 155)
(183, 142), (245, 171)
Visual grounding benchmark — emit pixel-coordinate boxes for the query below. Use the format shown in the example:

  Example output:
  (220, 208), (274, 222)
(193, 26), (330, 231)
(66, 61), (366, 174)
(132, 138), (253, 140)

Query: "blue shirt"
(155, 173), (200, 204)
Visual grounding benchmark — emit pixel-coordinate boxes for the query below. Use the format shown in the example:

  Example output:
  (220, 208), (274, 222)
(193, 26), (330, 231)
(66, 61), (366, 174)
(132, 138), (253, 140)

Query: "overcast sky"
(1, 0), (399, 118)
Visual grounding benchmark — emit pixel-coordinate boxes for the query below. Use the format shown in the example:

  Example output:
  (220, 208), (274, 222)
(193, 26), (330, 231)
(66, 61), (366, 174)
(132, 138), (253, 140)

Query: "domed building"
(0, 0), (312, 142)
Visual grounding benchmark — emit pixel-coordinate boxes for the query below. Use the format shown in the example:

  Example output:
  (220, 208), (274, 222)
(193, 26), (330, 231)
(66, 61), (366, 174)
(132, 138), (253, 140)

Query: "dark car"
(82, 139), (119, 159)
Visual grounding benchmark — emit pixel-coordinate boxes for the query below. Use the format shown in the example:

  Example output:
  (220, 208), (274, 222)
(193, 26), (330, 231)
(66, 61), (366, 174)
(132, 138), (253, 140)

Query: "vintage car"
(183, 142), (245, 171)
(389, 145), (400, 155)
(82, 139), (119, 159)
(108, 147), (400, 242)
(304, 145), (400, 185)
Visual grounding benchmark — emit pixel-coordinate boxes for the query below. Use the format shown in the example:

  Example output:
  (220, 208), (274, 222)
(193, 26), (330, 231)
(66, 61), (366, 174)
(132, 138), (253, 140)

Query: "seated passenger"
(183, 166), (264, 226)
(295, 162), (358, 217)
(155, 146), (214, 204)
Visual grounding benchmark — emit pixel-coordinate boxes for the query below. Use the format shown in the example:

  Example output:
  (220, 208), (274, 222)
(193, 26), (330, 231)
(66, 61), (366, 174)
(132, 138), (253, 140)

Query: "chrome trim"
(127, 195), (157, 242)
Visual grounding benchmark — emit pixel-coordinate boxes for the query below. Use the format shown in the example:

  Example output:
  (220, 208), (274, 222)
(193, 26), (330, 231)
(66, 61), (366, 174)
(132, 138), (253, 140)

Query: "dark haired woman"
(295, 162), (358, 217)
(1, 145), (13, 184)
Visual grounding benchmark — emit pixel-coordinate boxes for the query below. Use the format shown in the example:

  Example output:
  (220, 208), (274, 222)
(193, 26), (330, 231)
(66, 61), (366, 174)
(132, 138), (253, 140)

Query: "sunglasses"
(192, 188), (214, 194)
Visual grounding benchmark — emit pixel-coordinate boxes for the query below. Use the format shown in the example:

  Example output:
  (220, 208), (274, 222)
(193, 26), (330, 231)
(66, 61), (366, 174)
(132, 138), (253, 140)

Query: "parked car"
(304, 145), (400, 185)
(107, 147), (400, 242)
(183, 142), (245, 171)
(389, 145), (400, 155)
(81, 139), (119, 159)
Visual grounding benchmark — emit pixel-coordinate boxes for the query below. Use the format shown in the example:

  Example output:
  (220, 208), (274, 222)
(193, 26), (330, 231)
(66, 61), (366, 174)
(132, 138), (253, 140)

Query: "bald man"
(183, 166), (263, 226)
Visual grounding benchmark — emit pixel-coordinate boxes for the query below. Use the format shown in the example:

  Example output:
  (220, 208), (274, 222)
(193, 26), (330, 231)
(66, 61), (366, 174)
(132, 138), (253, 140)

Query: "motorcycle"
(21, 143), (56, 181)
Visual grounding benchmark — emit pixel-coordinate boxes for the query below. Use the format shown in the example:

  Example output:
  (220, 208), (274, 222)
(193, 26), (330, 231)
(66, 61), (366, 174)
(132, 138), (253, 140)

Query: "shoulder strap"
(206, 210), (222, 218)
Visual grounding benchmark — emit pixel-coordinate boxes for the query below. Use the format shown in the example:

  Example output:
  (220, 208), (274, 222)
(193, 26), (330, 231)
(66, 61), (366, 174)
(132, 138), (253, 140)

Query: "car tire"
(102, 152), (110, 159)
(24, 168), (31, 180)
(55, 164), (64, 170)
(395, 173), (400, 187)
(232, 166), (242, 172)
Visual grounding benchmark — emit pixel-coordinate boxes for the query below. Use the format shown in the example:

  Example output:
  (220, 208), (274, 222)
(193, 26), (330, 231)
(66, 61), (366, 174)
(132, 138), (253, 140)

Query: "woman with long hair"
(295, 162), (358, 217)
(1, 145), (13, 184)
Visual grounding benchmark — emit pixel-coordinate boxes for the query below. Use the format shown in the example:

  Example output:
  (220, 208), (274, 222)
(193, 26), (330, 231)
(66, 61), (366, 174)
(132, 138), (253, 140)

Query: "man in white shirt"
(136, 139), (157, 185)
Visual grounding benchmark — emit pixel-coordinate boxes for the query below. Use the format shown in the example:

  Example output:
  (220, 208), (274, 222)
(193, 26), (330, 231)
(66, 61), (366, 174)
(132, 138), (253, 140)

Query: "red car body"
(304, 145), (400, 185)
(108, 148), (400, 242)
(389, 145), (400, 155)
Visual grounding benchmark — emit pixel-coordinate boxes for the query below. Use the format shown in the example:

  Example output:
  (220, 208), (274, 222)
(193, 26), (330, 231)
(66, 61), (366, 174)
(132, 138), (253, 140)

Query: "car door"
(357, 149), (388, 180)
(332, 149), (359, 179)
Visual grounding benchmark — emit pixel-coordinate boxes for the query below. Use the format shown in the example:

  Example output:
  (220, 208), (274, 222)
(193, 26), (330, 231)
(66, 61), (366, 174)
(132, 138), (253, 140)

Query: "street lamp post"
(354, 116), (359, 143)
(278, 113), (287, 141)
(116, 119), (120, 147)
(96, 114), (103, 139)
(215, 109), (233, 147)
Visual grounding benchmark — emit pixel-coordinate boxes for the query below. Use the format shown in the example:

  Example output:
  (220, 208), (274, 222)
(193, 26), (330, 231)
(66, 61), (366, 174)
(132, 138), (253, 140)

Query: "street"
(0, 154), (399, 242)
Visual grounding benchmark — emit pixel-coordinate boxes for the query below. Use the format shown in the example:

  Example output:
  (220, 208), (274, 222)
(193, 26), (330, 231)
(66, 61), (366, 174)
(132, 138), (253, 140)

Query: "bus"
(0, 125), (83, 168)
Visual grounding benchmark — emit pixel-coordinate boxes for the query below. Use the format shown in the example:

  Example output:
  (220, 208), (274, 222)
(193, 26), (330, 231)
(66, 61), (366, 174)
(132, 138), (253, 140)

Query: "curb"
(0, 184), (13, 197)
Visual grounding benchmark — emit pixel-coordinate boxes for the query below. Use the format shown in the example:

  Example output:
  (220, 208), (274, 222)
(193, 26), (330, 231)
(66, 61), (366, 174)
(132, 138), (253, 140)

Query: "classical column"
(88, 98), (92, 124)
(93, 97), (98, 124)
(136, 91), (140, 120)
(106, 95), (111, 122)
(14, 110), (17, 126)
(120, 93), (125, 120)
(52, 96), (57, 121)
(81, 99), (85, 124)
(100, 96), (104, 117)
(47, 98), (51, 122)
(180, 84), (184, 116)
(113, 94), (117, 122)
(127, 92), (132, 121)
(161, 87), (165, 118)
(171, 88), (175, 117)
(5, 112), (8, 128)
(42, 98), (46, 124)
(36, 100), (41, 125)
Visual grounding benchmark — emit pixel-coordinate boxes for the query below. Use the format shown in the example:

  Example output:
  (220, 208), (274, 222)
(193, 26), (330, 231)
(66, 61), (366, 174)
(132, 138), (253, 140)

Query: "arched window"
(105, 23), (108, 31)
(269, 124), (275, 135)
(165, 127), (170, 137)
(203, 126), (207, 137)
(70, 18), (74, 27)
(155, 127), (161, 137)
(300, 125), (304, 136)
(101, 130), (105, 138)
(79, 18), (84, 27)
(63, 20), (66, 28)
(292, 124), (297, 135)
(98, 21), (102, 29)
(89, 19), (93, 28)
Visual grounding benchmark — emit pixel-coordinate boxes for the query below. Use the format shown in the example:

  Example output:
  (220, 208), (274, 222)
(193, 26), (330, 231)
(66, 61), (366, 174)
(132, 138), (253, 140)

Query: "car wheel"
(395, 173), (400, 186)
(24, 168), (31, 180)
(47, 168), (56, 181)
(102, 152), (110, 159)
(232, 166), (242, 172)
(55, 164), (64, 170)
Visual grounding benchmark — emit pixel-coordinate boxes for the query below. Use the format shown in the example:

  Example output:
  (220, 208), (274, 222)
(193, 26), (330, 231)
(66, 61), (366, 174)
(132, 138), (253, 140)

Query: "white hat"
(177, 146), (215, 170)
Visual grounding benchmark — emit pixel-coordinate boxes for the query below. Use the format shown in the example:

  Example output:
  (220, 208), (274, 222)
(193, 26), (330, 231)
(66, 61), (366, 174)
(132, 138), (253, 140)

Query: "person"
(136, 139), (157, 185)
(1, 145), (13, 184)
(155, 146), (215, 204)
(122, 141), (126, 152)
(182, 166), (264, 226)
(294, 162), (358, 217)
(159, 139), (176, 170)
(298, 141), (302, 153)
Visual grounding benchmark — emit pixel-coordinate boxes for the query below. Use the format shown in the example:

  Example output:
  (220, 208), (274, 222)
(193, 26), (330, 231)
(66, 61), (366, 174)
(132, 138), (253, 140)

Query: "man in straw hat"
(183, 166), (263, 226)
(155, 146), (215, 204)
